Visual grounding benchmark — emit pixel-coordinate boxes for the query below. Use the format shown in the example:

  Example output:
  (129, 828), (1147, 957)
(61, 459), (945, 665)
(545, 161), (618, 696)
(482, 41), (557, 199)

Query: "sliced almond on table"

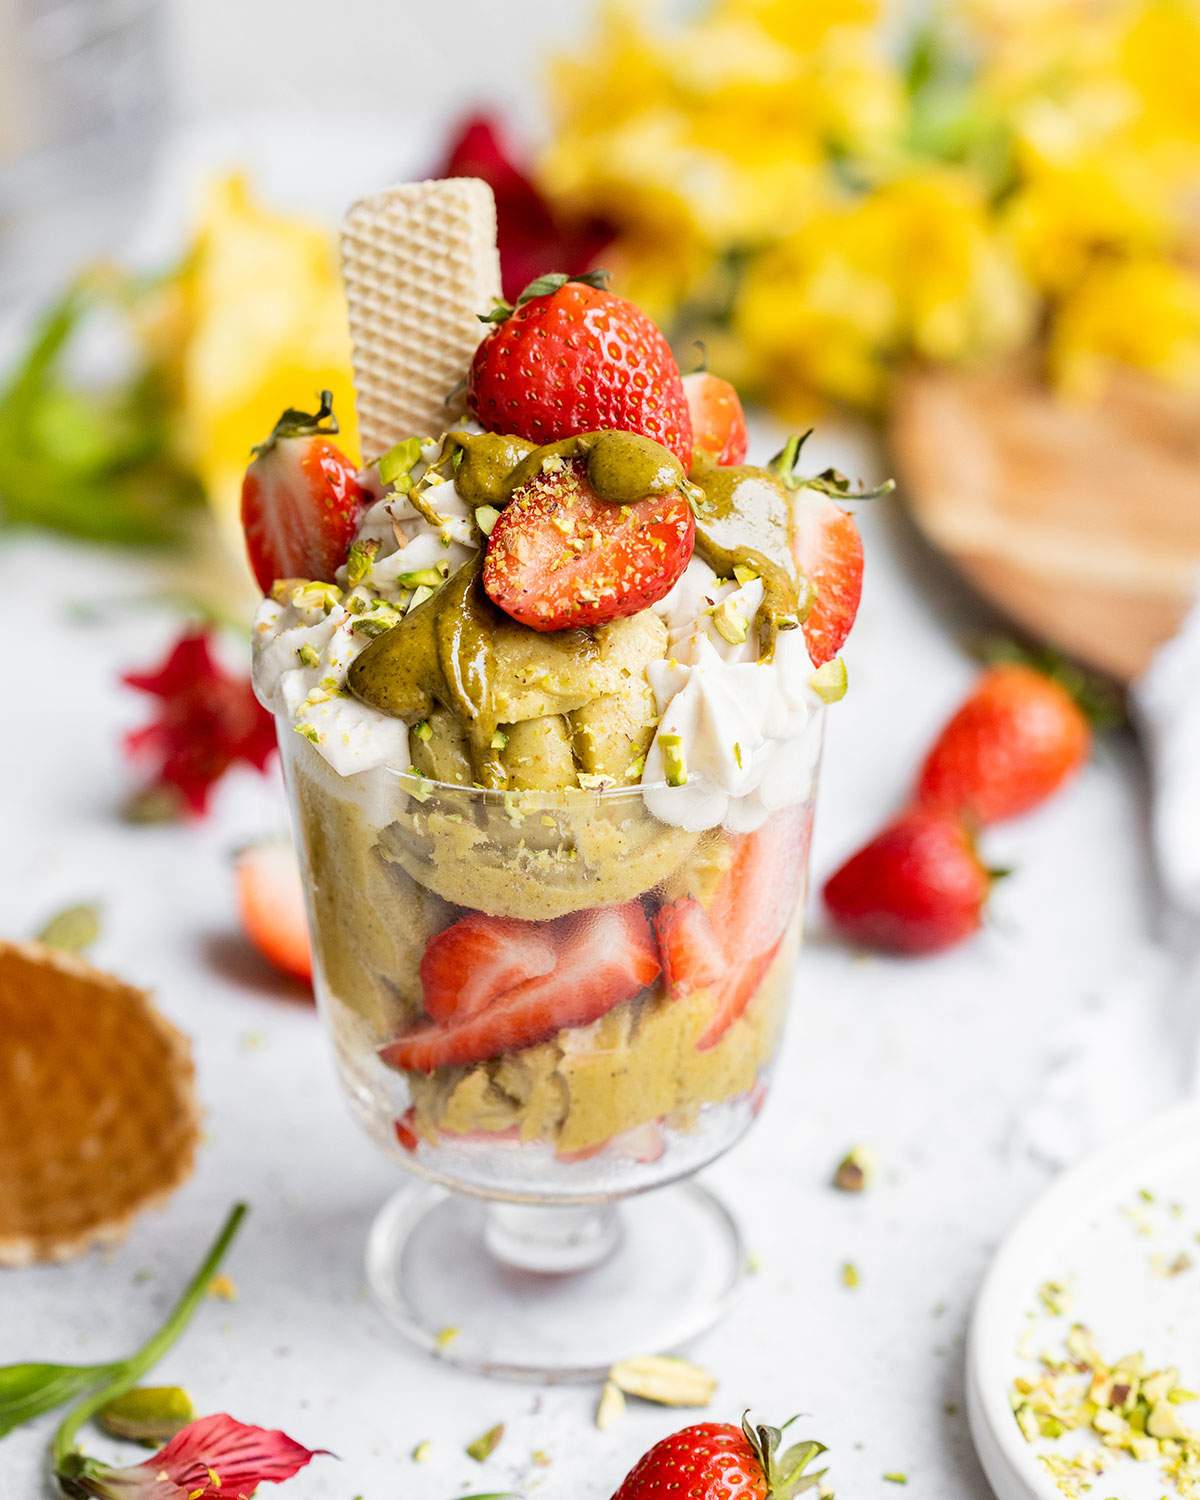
(608, 1355), (718, 1407)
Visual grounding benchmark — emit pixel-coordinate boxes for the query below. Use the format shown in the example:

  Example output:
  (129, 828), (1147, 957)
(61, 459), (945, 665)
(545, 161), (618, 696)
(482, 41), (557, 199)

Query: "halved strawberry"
(482, 456), (695, 631)
(240, 392), (368, 594)
(420, 912), (557, 1023)
(654, 809), (810, 1050)
(790, 491), (863, 667)
(655, 898), (727, 997)
(380, 903), (660, 1072)
(234, 838), (313, 984)
(683, 372), (748, 466)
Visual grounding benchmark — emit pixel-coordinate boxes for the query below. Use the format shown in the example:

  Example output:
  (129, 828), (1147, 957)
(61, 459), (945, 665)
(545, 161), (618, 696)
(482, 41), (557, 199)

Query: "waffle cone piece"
(341, 177), (501, 460)
(0, 942), (200, 1267)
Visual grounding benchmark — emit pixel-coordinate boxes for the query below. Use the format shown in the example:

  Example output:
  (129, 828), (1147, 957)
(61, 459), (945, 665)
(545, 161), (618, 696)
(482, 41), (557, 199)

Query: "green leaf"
(0, 1362), (119, 1440)
(770, 433), (895, 501)
(35, 903), (101, 953)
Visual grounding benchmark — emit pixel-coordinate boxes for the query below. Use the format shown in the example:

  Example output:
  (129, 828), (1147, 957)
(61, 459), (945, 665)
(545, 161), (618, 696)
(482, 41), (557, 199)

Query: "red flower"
(121, 629), (276, 817)
(436, 112), (614, 302)
(64, 1413), (329, 1498)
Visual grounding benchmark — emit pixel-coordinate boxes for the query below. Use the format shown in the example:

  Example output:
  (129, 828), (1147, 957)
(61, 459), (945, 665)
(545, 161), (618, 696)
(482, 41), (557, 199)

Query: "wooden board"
(889, 361), (1200, 683)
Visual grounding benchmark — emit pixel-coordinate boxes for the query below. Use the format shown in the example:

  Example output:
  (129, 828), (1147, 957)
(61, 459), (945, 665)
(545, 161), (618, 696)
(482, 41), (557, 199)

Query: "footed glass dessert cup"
(278, 714), (822, 1378)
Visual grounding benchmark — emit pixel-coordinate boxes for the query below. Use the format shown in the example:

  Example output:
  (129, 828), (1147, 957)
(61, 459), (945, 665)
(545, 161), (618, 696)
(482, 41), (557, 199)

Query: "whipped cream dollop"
(643, 558), (822, 832)
(252, 437), (826, 830)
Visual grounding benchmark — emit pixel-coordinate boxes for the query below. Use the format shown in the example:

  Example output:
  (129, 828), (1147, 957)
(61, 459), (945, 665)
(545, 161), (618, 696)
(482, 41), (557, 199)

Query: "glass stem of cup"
(483, 1201), (623, 1275)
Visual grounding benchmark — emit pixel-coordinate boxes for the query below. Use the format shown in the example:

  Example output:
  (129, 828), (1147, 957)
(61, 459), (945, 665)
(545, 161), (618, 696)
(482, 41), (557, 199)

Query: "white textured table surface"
(1, 469), (1175, 1498)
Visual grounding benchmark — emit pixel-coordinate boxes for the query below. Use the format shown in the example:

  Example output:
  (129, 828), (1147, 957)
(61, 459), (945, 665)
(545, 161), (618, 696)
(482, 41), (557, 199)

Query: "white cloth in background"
(1015, 594), (1200, 1167)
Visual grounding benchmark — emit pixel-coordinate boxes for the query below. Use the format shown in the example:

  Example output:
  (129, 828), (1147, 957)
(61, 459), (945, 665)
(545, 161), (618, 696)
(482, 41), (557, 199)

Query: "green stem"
(51, 1203), (248, 1470)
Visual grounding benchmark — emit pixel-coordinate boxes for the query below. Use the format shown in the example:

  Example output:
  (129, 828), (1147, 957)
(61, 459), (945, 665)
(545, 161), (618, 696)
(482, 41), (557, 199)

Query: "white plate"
(968, 1101), (1200, 1500)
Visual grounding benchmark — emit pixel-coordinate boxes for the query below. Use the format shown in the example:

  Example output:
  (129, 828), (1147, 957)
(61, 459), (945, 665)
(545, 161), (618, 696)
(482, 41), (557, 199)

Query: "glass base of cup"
(365, 1178), (746, 1380)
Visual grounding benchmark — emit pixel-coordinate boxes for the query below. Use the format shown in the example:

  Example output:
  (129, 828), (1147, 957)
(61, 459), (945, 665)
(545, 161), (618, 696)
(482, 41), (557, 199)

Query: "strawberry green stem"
(51, 1203), (248, 1471)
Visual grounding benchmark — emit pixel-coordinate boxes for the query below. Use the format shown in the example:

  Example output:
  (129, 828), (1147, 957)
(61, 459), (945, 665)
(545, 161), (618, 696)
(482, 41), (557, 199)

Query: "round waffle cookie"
(0, 941), (200, 1267)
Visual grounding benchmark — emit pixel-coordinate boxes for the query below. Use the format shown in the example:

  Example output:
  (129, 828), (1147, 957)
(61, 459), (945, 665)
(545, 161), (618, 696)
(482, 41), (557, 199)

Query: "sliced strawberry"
(420, 912), (557, 1023)
(655, 898), (727, 997)
(653, 809), (810, 1050)
(683, 372), (748, 466)
(482, 457), (695, 631)
(380, 903), (660, 1072)
(240, 392), (367, 594)
(234, 838), (312, 984)
(790, 491), (864, 667)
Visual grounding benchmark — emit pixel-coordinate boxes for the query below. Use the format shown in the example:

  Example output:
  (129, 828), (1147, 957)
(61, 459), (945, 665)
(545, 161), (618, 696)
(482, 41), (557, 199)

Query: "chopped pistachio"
(475, 504), (501, 536)
(344, 536), (379, 588)
(35, 902), (100, 953)
(490, 729), (509, 750)
(882, 1473), (908, 1485)
(596, 1380), (626, 1430)
(290, 580), (342, 613)
(578, 772), (615, 790)
(833, 1145), (875, 1194)
(466, 1423), (505, 1462)
(810, 657), (848, 704)
(406, 584), (435, 613)
(433, 1325), (459, 1349)
(395, 565), (447, 589)
(1038, 1279), (1072, 1317)
(710, 596), (749, 645)
(841, 1260), (860, 1289)
(411, 1439), (432, 1463)
(733, 562), (760, 587)
(296, 642), (321, 667)
(98, 1386), (195, 1446)
(659, 733), (688, 788)
(625, 753), (647, 780)
(351, 610), (399, 638)
(413, 720), (433, 743)
(531, 1449), (552, 1467)
(377, 435), (425, 489)
(608, 1355), (716, 1407)
(294, 723), (321, 745)
(407, 775), (432, 804)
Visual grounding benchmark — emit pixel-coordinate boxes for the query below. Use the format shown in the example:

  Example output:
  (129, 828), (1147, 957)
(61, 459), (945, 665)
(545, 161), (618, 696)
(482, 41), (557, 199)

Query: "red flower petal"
(436, 112), (614, 302)
(74, 1413), (330, 1498)
(121, 629), (276, 816)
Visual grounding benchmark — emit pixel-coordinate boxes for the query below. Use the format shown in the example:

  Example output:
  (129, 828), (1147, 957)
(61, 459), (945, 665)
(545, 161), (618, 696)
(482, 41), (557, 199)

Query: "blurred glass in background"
(0, 0), (167, 304)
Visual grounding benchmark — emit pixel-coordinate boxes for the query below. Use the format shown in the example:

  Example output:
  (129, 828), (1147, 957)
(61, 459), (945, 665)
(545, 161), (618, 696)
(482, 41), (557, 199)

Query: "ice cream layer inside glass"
(246, 186), (869, 1374)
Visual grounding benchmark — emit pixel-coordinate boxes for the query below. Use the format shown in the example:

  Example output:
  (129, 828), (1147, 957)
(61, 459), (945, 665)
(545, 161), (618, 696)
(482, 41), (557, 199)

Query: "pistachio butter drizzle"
(347, 430), (805, 780)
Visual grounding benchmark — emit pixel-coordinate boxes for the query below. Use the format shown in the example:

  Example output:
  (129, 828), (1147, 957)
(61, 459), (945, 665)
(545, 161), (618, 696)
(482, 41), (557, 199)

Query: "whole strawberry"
(612, 1416), (827, 1500)
(468, 272), (693, 466)
(823, 807), (995, 955)
(915, 663), (1091, 824)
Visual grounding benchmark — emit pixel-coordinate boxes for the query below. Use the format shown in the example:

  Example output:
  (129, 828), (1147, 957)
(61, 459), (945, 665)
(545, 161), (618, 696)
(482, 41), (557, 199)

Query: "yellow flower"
(1050, 255), (1200, 396)
(735, 169), (1032, 411)
(172, 174), (357, 553)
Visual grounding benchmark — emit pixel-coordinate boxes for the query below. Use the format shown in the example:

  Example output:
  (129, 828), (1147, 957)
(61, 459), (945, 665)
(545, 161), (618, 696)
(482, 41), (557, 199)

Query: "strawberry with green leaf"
(468, 272), (693, 466)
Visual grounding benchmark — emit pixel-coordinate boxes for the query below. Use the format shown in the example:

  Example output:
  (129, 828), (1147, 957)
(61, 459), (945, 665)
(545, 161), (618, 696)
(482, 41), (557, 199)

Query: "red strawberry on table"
(419, 912), (557, 1023)
(655, 807), (810, 1050)
(234, 839), (313, 984)
(683, 371), (748, 466)
(240, 391), (368, 594)
(467, 272), (693, 466)
(381, 902), (660, 1072)
(612, 1414), (827, 1500)
(822, 807), (996, 955)
(482, 452), (695, 631)
(915, 663), (1091, 825)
